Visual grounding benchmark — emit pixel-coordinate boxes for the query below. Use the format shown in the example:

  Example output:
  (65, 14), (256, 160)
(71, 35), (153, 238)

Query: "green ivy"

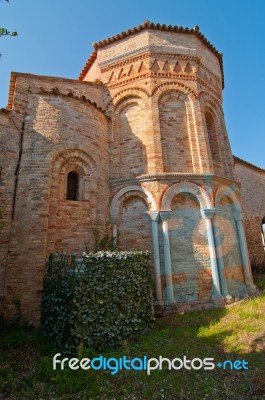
(41, 251), (154, 354)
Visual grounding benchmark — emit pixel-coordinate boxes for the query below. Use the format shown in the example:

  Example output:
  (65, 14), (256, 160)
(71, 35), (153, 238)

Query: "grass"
(0, 287), (264, 399)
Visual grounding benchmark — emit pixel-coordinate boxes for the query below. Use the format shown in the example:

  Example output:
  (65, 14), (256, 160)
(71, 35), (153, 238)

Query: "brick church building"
(0, 21), (264, 324)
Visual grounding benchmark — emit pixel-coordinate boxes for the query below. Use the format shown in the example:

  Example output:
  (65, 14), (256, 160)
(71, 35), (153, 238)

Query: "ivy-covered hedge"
(41, 251), (153, 354)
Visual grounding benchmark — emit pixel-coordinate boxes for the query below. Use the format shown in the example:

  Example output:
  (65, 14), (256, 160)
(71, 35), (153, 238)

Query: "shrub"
(41, 251), (154, 354)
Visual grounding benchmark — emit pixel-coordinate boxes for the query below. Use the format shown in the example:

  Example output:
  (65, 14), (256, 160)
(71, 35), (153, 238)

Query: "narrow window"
(205, 111), (220, 162)
(67, 171), (79, 200)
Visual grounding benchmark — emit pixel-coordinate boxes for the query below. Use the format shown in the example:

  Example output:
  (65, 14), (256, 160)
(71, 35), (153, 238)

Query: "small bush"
(41, 251), (154, 354)
(3, 329), (28, 347)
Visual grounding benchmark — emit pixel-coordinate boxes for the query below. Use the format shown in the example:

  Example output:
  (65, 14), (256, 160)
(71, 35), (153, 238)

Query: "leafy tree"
(0, 0), (17, 38)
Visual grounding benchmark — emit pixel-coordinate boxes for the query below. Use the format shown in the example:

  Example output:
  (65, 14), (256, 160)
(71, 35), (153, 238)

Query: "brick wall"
(234, 158), (265, 266)
(0, 75), (109, 323)
(160, 192), (212, 302)
(112, 99), (148, 178)
(159, 92), (193, 173)
(216, 195), (246, 296)
(117, 196), (152, 252)
(0, 110), (21, 298)
(1, 25), (257, 322)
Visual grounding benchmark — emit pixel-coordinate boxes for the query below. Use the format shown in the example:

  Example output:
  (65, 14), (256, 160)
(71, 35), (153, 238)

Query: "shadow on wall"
(159, 91), (193, 173)
(117, 195), (152, 252)
(158, 184), (249, 303)
(111, 97), (148, 179)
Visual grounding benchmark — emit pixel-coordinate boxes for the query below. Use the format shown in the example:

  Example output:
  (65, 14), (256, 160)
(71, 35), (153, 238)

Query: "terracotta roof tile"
(78, 50), (97, 82)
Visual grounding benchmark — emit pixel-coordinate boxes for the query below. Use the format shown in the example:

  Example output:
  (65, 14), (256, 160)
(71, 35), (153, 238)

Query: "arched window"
(67, 171), (79, 200)
(205, 111), (220, 163)
(261, 217), (265, 250)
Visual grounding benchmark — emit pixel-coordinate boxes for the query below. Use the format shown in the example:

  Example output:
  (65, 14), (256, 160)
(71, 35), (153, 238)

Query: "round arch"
(215, 185), (241, 211)
(151, 81), (198, 102)
(106, 87), (150, 114)
(110, 185), (157, 222)
(46, 144), (97, 171)
(161, 181), (212, 211)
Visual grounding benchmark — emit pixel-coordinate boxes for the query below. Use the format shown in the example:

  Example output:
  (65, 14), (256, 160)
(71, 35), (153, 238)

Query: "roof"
(7, 72), (103, 111)
(234, 155), (265, 173)
(79, 20), (224, 86)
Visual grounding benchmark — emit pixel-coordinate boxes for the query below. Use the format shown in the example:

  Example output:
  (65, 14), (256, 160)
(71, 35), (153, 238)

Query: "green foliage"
(2, 329), (28, 347)
(41, 251), (153, 354)
(0, 1), (17, 39)
(85, 222), (118, 252)
(40, 254), (77, 352)
(0, 27), (17, 36)
(1, 294), (265, 399)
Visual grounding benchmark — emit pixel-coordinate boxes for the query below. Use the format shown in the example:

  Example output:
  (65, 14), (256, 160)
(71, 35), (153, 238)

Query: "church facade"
(0, 21), (264, 324)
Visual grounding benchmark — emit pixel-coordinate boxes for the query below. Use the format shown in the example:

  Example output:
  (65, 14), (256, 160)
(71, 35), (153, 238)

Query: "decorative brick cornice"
(7, 72), (103, 111)
(94, 21), (222, 61)
(106, 72), (198, 92)
(30, 86), (109, 119)
(110, 173), (214, 186)
(109, 173), (239, 187)
(101, 52), (151, 72)
(101, 52), (200, 73)
(107, 72), (150, 90)
(151, 81), (198, 99)
(78, 21), (224, 87)
(197, 77), (221, 100)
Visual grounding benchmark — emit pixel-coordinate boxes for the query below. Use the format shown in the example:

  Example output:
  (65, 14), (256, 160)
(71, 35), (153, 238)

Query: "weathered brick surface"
(0, 23), (260, 322)
(118, 197), (152, 252)
(166, 193), (211, 301)
(159, 92), (193, 173)
(197, 269), (212, 301)
(0, 76), (109, 324)
(0, 110), (21, 299)
(234, 158), (265, 265)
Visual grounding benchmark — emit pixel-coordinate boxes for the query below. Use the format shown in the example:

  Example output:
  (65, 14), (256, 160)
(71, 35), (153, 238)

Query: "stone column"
(233, 210), (256, 293)
(201, 208), (223, 299)
(147, 212), (163, 305)
(110, 216), (118, 249)
(159, 211), (174, 302)
(212, 218), (229, 297)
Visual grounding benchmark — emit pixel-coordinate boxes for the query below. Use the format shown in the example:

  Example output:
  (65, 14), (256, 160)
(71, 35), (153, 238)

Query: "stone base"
(154, 298), (226, 317)
(153, 287), (262, 316)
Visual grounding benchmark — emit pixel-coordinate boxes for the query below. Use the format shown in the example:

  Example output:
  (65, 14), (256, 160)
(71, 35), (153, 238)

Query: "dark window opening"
(67, 171), (79, 201)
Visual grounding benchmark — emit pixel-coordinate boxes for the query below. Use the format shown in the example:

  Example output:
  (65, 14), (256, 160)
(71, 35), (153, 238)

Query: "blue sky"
(1, 0), (264, 167)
